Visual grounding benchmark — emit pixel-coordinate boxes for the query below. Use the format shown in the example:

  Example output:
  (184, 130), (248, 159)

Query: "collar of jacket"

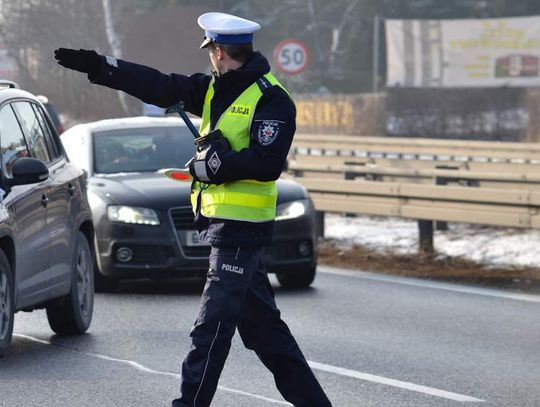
(212, 51), (271, 94)
(207, 51), (272, 130)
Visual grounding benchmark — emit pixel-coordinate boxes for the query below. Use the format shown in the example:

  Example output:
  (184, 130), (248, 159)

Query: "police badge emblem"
(258, 120), (280, 146)
(208, 151), (221, 174)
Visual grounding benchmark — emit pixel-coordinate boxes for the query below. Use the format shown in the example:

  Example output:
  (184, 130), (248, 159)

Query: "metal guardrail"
(301, 177), (540, 227)
(288, 162), (540, 190)
(289, 135), (540, 253)
(292, 134), (540, 162)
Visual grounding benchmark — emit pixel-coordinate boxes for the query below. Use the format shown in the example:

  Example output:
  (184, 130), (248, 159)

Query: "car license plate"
(182, 230), (208, 247)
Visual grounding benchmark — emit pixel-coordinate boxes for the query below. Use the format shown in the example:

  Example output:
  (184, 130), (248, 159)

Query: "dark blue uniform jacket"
(90, 51), (296, 247)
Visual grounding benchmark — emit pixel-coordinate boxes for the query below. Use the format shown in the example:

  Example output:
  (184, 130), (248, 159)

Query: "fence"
(288, 134), (540, 253)
(293, 88), (540, 142)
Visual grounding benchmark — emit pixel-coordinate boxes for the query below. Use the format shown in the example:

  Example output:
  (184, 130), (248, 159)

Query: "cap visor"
(199, 38), (213, 49)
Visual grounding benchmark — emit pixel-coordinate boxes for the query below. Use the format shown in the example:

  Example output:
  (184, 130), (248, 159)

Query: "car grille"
(130, 245), (173, 264)
(169, 207), (211, 258)
(170, 207), (196, 229)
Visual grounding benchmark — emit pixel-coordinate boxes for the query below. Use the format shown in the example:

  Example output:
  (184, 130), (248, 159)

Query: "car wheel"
(46, 232), (94, 335)
(276, 266), (316, 289)
(0, 249), (14, 356)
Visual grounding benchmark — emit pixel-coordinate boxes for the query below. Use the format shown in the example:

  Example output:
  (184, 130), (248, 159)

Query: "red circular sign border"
(273, 39), (311, 75)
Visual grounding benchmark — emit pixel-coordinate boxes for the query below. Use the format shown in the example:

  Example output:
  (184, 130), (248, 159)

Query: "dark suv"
(36, 95), (64, 134)
(0, 80), (95, 356)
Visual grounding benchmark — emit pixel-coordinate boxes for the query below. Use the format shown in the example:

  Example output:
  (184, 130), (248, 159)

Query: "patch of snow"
(324, 214), (540, 268)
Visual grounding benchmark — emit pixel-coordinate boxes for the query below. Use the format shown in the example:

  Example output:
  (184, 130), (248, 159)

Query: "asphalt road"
(1, 266), (540, 407)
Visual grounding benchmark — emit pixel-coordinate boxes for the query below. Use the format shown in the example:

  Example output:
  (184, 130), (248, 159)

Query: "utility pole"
(372, 15), (380, 93)
(102, 0), (130, 115)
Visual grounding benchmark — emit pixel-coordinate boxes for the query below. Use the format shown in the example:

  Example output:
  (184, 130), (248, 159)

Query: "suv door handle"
(68, 183), (75, 197)
(41, 194), (49, 208)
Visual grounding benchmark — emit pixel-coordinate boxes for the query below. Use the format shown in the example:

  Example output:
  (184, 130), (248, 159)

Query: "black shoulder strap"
(255, 76), (272, 92)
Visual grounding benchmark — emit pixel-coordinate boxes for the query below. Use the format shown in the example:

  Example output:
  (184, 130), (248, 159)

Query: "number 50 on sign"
(273, 39), (310, 75)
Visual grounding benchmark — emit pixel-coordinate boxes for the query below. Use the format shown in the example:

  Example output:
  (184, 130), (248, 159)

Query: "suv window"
(13, 101), (51, 163)
(32, 103), (62, 160)
(0, 104), (30, 177)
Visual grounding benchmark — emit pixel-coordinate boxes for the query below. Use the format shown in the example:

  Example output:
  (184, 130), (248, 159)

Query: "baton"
(161, 101), (201, 182)
(165, 101), (201, 139)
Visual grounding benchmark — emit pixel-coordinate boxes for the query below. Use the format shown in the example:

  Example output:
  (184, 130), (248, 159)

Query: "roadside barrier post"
(418, 220), (434, 255)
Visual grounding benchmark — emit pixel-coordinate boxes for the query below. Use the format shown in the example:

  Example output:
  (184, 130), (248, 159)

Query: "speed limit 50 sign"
(273, 39), (310, 75)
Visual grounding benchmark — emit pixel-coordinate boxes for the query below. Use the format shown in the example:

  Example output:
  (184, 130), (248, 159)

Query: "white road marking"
(319, 266), (540, 304)
(14, 333), (484, 404)
(308, 361), (484, 403)
(13, 334), (292, 406)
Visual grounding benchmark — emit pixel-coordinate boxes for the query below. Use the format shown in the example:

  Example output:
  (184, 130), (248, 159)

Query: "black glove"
(188, 130), (231, 183)
(54, 48), (101, 76)
(194, 129), (231, 152)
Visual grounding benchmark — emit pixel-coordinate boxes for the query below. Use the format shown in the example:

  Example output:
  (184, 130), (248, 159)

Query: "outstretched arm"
(54, 48), (211, 116)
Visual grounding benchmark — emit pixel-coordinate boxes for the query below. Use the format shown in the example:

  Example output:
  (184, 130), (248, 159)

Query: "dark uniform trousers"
(172, 245), (332, 407)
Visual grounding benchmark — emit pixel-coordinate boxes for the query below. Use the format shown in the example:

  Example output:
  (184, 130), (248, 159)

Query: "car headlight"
(275, 199), (309, 221)
(107, 206), (160, 225)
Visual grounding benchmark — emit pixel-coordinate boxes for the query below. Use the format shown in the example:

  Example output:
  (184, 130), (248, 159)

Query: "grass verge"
(318, 240), (540, 291)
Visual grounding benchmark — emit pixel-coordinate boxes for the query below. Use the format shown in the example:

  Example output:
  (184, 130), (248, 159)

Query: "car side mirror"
(6, 157), (49, 187)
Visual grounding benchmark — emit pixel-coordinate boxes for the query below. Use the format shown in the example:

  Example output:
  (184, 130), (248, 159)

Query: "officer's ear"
(213, 45), (226, 61)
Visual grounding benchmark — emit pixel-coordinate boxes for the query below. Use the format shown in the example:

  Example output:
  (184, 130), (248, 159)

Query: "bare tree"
(0, 0), (122, 120)
(0, 0), (151, 120)
(229, 0), (378, 93)
(102, 0), (131, 115)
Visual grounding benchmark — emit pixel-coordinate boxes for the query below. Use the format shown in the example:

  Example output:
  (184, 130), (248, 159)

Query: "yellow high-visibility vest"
(191, 72), (288, 222)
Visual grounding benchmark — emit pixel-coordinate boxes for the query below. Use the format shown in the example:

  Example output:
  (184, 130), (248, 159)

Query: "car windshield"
(93, 126), (195, 174)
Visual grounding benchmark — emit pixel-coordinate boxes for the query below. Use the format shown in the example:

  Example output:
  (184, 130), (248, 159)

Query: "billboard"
(386, 16), (540, 87)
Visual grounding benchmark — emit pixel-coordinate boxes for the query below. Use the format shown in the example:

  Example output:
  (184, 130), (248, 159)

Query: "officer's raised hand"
(54, 48), (101, 76)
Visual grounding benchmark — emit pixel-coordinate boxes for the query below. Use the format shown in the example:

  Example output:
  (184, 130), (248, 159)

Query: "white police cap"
(198, 12), (261, 49)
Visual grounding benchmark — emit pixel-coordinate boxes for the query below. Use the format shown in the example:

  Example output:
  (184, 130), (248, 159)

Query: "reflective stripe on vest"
(191, 72), (287, 222)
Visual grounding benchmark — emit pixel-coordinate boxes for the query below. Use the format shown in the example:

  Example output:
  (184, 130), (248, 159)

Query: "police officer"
(54, 12), (332, 407)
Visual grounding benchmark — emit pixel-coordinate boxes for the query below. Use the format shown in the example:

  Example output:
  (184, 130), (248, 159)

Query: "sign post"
(273, 39), (310, 75)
